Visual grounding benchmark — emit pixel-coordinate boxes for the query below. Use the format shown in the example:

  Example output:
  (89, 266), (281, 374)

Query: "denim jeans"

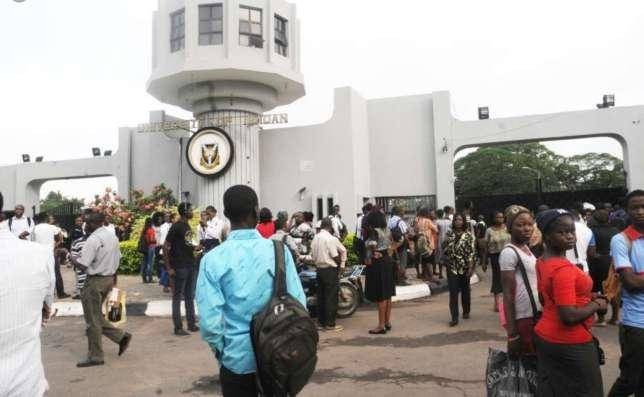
(171, 266), (197, 331)
(141, 247), (155, 283)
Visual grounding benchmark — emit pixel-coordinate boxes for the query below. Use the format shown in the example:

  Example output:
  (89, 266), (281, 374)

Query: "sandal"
(369, 328), (387, 335)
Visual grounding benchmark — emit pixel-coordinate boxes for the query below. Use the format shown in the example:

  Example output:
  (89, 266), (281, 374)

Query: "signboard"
(186, 127), (234, 178)
(137, 113), (288, 133)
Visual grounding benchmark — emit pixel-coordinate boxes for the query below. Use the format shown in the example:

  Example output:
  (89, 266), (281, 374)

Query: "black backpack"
(251, 240), (319, 396)
(390, 219), (404, 243)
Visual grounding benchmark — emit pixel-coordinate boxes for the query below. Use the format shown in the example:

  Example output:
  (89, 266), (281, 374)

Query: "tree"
(455, 144), (625, 197)
(40, 191), (84, 214)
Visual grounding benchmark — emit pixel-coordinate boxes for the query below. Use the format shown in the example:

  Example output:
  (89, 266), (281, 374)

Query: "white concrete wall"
(367, 94), (435, 198)
(259, 87), (369, 232)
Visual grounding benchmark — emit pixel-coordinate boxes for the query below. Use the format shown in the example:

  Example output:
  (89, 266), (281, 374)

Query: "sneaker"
(174, 328), (190, 336)
(324, 325), (344, 332)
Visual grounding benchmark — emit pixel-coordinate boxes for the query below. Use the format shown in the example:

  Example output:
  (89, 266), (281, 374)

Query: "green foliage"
(40, 191), (84, 214)
(119, 240), (143, 275)
(455, 143), (625, 196)
(343, 233), (359, 266)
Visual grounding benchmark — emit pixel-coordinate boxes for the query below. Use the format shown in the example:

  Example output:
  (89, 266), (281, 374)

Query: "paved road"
(42, 274), (622, 396)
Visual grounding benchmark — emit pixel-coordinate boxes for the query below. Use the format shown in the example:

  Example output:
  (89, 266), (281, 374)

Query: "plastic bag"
(486, 348), (537, 397)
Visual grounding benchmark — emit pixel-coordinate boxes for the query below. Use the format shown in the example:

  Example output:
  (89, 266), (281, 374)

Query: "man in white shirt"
(566, 206), (595, 273)
(329, 205), (347, 240)
(206, 206), (230, 243)
(0, 205), (55, 397)
(33, 213), (68, 298)
(311, 218), (347, 332)
(8, 204), (34, 240)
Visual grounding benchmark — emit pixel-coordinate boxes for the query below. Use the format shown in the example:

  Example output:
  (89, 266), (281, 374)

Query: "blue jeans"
(141, 247), (155, 283)
(172, 266), (197, 331)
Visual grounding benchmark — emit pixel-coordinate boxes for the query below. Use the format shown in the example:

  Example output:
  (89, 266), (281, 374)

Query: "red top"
(534, 257), (594, 344)
(256, 222), (276, 239)
(145, 227), (157, 247)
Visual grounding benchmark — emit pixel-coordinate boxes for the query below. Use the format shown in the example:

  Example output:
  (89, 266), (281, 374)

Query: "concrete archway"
(431, 91), (644, 206)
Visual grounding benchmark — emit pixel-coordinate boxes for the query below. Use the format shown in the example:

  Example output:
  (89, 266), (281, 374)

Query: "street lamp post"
(521, 166), (543, 205)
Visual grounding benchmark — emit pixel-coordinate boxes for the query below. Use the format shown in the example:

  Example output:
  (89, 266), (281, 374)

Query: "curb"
(52, 274), (480, 317)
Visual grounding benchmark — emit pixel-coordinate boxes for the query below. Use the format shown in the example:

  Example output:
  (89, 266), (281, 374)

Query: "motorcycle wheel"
(337, 282), (360, 318)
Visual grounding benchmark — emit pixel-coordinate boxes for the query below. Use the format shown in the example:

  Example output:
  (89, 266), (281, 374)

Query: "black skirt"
(365, 253), (396, 302)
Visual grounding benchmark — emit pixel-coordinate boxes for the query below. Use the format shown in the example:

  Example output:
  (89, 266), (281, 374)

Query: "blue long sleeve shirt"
(196, 229), (307, 374)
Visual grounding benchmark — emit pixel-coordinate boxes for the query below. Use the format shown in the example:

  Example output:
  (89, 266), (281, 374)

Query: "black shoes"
(174, 328), (190, 336)
(188, 325), (200, 333)
(385, 323), (392, 331)
(118, 333), (132, 356)
(369, 328), (387, 335)
(449, 320), (459, 327)
(463, 313), (470, 320)
(77, 359), (105, 368)
(58, 293), (71, 299)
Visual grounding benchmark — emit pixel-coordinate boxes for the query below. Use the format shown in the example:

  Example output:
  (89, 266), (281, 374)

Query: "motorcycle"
(299, 264), (365, 318)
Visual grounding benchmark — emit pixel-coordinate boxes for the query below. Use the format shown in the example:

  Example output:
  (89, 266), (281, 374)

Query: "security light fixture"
(441, 138), (449, 153)
(478, 107), (490, 120)
(597, 94), (615, 109)
(35, 156), (44, 162)
(104, 150), (113, 156)
(22, 154), (30, 163)
(92, 147), (101, 157)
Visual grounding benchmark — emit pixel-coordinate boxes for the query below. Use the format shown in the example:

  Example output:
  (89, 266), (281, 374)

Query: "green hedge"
(119, 240), (142, 275)
(343, 233), (359, 266)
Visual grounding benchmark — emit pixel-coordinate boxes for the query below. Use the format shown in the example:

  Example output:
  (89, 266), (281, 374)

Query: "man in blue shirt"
(609, 189), (644, 397)
(196, 185), (306, 397)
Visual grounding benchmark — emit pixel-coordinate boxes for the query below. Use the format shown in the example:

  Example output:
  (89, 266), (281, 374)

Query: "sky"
(1, 0), (642, 203)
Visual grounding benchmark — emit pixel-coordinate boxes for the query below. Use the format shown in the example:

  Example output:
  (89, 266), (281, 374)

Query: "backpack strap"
(507, 245), (540, 319)
(272, 240), (287, 298)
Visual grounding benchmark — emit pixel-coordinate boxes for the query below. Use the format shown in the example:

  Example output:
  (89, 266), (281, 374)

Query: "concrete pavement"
(41, 274), (622, 397)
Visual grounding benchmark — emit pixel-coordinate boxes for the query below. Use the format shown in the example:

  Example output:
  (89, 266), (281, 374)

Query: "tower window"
(274, 15), (288, 57)
(239, 6), (263, 48)
(170, 9), (185, 52)
(199, 4), (224, 46)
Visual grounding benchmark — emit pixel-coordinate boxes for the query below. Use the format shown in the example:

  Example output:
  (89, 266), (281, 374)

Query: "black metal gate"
(456, 187), (627, 219)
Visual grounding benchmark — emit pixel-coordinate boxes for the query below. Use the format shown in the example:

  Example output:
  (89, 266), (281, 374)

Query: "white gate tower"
(147, 0), (304, 208)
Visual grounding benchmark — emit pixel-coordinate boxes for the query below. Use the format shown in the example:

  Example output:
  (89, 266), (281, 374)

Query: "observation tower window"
(274, 15), (288, 56)
(170, 9), (185, 52)
(199, 4), (224, 46)
(239, 6), (263, 48)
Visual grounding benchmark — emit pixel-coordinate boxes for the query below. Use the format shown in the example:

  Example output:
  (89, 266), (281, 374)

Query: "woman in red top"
(256, 207), (276, 238)
(534, 209), (608, 397)
(140, 217), (157, 284)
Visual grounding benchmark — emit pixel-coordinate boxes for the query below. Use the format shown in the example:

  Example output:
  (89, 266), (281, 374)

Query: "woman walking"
(587, 209), (620, 325)
(534, 209), (607, 397)
(140, 217), (157, 283)
(364, 209), (396, 334)
(443, 213), (476, 327)
(415, 207), (436, 281)
(483, 211), (511, 312)
(500, 205), (541, 356)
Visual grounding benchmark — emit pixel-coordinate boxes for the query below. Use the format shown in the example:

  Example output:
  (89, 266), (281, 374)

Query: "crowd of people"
(2, 186), (644, 397)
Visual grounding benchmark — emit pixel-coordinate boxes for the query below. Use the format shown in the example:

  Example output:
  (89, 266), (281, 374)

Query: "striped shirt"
(0, 230), (55, 397)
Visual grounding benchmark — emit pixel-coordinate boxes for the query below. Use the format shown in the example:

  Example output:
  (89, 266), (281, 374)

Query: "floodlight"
(22, 154), (30, 163)
(478, 107), (489, 120)
(92, 147), (101, 157)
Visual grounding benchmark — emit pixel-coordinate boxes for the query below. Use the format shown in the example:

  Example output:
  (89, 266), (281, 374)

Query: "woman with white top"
(500, 205), (541, 356)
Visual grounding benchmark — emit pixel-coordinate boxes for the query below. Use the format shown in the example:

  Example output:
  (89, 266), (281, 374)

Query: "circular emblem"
(186, 127), (234, 178)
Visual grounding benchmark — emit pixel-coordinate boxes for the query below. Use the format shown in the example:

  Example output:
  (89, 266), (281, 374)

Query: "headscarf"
(504, 205), (531, 230)
(535, 209), (573, 235)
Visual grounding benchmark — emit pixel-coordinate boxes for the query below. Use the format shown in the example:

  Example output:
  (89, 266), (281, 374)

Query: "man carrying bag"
(196, 186), (315, 396)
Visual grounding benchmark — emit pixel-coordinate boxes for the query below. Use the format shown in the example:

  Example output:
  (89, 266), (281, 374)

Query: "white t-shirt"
(206, 217), (229, 241)
(566, 220), (593, 273)
(8, 216), (34, 239)
(499, 243), (541, 320)
(32, 224), (61, 250)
